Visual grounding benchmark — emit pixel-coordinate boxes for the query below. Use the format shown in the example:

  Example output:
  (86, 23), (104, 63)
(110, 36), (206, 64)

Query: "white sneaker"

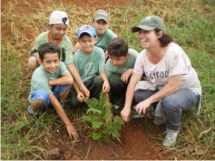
(162, 129), (180, 147)
(113, 104), (120, 110)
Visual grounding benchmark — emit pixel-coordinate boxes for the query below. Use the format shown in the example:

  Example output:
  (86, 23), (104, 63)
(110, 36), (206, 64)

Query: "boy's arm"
(99, 71), (110, 93)
(29, 38), (41, 64)
(121, 69), (133, 84)
(49, 94), (78, 139)
(31, 52), (41, 64)
(72, 42), (81, 54)
(67, 63), (89, 97)
(73, 80), (87, 102)
(49, 72), (73, 86)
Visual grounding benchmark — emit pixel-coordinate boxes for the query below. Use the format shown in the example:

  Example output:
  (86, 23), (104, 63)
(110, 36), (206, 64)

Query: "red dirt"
(1, 0), (179, 160)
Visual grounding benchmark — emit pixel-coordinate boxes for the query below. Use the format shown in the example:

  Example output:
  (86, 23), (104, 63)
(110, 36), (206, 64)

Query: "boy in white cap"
(27, 10), (89, 99)
(71, 24), (112, 120)
(28, 10), (71, 70)
(72, 9), (117, 61)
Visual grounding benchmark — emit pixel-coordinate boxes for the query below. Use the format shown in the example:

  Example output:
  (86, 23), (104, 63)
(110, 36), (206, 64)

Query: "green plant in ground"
(82, 93), (124, 142)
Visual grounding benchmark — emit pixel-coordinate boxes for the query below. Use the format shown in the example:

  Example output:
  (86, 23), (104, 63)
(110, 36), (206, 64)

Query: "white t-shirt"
(133, 42), (202, 95)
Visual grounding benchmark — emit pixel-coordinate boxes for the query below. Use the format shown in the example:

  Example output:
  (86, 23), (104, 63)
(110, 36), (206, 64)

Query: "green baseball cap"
(93, 9), (109, 22)
(132, 15), (165, 32)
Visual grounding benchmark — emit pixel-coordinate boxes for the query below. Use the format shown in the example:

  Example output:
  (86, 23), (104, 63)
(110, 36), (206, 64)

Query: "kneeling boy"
(27, 42), (78, 139)
(105, 37), (138, 108)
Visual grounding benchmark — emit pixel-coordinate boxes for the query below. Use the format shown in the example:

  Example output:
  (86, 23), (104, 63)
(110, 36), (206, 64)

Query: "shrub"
(82, 93), (124, 142)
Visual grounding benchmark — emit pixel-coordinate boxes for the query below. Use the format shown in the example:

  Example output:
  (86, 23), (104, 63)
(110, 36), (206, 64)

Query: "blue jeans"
(30, 85), (70, 107)
(134, 89), (200, 130)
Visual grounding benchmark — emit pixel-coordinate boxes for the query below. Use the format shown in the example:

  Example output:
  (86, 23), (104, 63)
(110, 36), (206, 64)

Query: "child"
(27, 42), (78, 139)
(72, 9), (117, 60)
(71, 25), (111, 116)
(105, 37), (138, 108)
(27, 10), (89, 98)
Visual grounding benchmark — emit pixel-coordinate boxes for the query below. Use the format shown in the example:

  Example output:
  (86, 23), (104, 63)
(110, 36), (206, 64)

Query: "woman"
(120, 15), (201, 147)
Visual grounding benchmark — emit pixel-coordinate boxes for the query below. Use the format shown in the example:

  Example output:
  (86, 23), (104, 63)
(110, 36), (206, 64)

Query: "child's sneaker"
(27, 106), (39, 119)
(162, 128), (180, 147)
(113, 104), (120, 110)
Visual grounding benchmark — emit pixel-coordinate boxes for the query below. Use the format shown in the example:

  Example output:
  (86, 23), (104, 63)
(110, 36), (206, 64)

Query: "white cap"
(49, 10), (69, 25)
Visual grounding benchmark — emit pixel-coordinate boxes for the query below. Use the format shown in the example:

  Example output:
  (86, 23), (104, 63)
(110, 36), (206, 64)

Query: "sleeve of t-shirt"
(98, 48), (106, 72)
(29, 36), (40, 55)
(128, 49), (139, 66)
(73, 51), (80, 71)
(105, 61), (112, 78)
(59, 62), (70, 75)
(167, 46), (192, 77)
(63, 36), (74, 64)
(108, 29), (117, 40)
(31, 70), (52, 94)
(133, 51), (145, 75)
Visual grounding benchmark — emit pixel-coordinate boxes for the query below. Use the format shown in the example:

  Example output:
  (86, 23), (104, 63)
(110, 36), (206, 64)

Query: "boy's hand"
(120, 106), (131, 122)
(79, 84), (90, 99)
(66, 123), (78, 140)
(77, 92), (86, 102)
(121, 69), (132, 84)
(102, 80), (110, 93)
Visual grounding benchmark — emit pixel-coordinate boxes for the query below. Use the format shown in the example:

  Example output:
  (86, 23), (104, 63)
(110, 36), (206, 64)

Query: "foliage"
(82, 93), (124, 142)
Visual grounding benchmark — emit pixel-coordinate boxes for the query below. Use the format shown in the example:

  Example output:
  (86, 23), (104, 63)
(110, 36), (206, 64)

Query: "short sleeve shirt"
(30, 31), (74, 64)
(105, 49), (138, 78)
(30, 62), (69, 95)
(74, 46), (105, 83)
(133, 42), (201, 95)
(94, 28), (117, 51)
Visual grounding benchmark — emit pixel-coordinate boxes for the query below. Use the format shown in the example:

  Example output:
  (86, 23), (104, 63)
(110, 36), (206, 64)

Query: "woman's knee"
(162, 95), (180, 112)
(134, 90), (156, 103)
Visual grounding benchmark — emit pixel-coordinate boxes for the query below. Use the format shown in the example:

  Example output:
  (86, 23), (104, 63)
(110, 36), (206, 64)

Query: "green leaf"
(86, 108), (103, 115)
(91, 121), (103, 129)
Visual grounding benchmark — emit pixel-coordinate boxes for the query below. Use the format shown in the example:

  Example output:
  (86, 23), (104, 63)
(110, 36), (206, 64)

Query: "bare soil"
(1, 0), (180, 160)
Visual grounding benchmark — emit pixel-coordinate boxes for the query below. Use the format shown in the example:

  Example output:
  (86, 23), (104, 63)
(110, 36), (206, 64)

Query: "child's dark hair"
(155, 28), (173, 47)
(107, 37), (128, 57)
(38, 42), (61, 61)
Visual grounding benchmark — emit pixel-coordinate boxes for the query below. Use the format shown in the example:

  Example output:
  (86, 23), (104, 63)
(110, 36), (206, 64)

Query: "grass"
(1, 0), (215, 159)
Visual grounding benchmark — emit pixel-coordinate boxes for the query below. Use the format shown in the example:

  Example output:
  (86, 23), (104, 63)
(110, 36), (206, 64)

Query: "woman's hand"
(135, 99), (151, 115)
